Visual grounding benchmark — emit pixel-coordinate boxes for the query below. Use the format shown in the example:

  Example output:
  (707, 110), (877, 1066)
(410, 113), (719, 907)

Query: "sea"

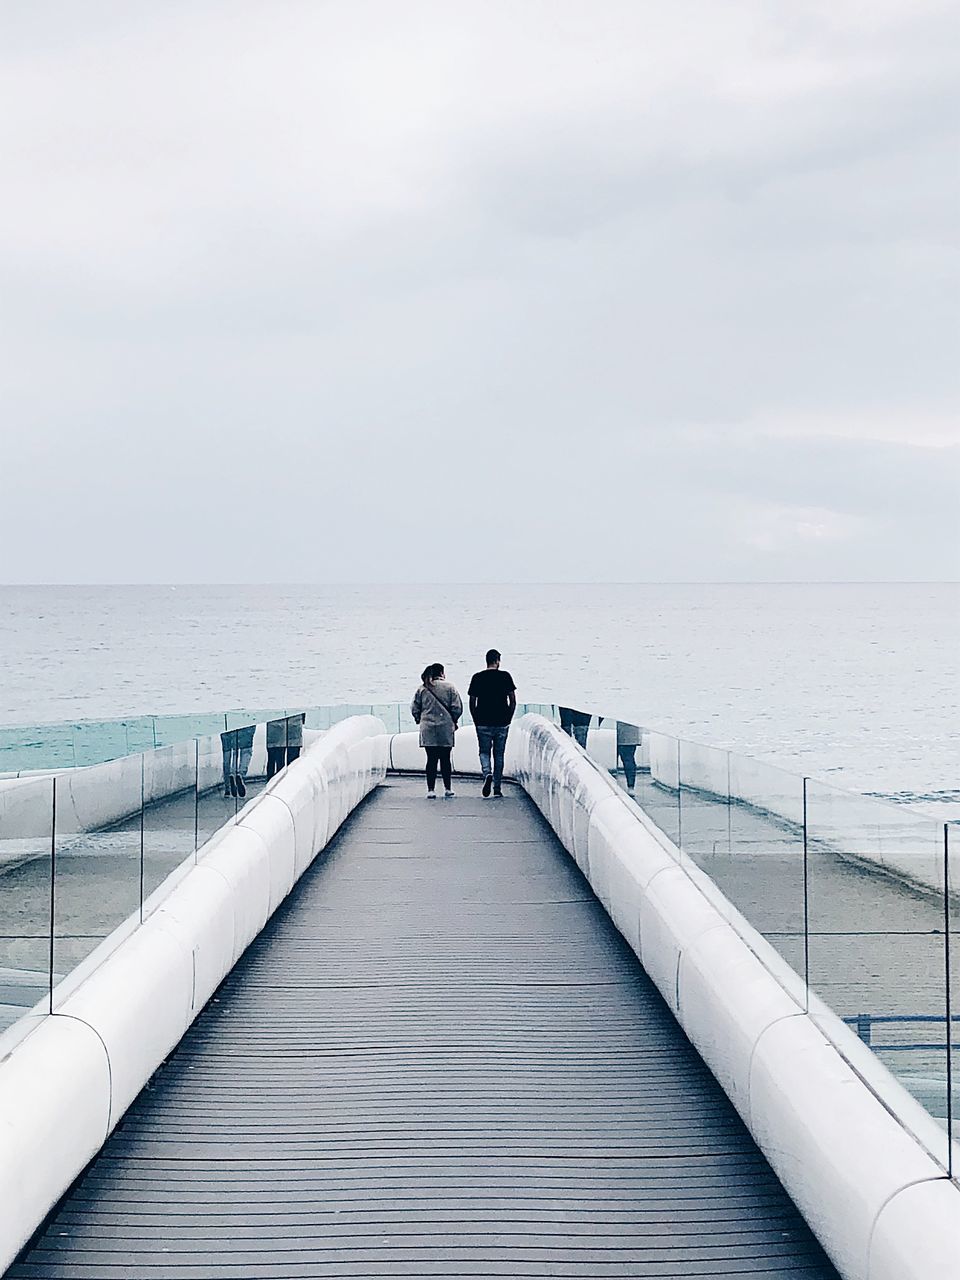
(1, 583), (957, 817)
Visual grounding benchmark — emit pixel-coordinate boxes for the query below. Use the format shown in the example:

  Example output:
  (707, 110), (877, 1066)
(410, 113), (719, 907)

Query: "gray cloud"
(0, 0), (957, 583)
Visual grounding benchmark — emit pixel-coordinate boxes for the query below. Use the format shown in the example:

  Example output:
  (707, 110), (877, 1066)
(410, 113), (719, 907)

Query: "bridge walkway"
(11, 775), (838, 1278)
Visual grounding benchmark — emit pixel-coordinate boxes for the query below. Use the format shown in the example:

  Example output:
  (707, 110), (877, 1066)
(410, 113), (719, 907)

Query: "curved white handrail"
(0, 717), (388, 1273)
(509, 713), (960, 1280)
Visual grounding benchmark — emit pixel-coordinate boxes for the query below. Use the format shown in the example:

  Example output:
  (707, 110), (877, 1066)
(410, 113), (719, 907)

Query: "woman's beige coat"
(411, 679), (463, 748)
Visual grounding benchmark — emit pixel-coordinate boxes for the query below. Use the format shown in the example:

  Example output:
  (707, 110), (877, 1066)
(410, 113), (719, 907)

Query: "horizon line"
(2, 579), (958, 589)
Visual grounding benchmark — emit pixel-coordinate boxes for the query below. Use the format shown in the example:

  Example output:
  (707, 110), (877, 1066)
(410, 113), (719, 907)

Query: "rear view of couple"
(410, 649), (517, 800)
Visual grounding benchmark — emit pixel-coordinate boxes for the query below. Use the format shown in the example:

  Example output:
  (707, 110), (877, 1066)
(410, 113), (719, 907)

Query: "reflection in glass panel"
(397, 704), (418, 733)
(674, 739), (730, 861)
(0, 776), (54, 1033)
(305, 706), (335, 731)
(72, 719), (135, 768)
(226, 708), (284, 731)
(635, 730), (681, 847)
(120, 716), (158, 757)
(266, 717), (289, 782)
(52, 755), (143, 1004)
(197, 732), (233, 848)
(284, 714), (304, 772)
(0, 723), (77, 772)
(557, 706), (592, 750)
(806, 781), (949, 1134)
(155, 713), (225, 748)
(519, 702), (557, 723)
(142, 744), (199, 907)
(712, 752), (807, 976)
(579, 714), (615, 775)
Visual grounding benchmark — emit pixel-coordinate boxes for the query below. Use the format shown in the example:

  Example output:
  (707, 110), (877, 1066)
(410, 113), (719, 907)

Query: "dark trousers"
(424, 746), (452, 791)
(618, 744), (638, 789)
(476, 724), (509, 790)
(267, 744), (301, 779)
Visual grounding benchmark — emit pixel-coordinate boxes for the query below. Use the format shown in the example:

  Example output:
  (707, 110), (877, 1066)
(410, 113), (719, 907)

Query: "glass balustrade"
(556, 704), (957, 1176)
(0, 776), (54, 1034)
(0, 698), (955, 1179)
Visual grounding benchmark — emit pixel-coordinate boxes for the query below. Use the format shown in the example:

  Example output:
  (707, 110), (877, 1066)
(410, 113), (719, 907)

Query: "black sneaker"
(229, 775), (237, 797)
(482, 774), (493, 798)
(493, 788), (503, 798)
(236, 775), (246, 798)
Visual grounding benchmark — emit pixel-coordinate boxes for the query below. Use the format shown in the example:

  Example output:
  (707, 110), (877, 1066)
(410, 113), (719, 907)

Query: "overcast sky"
(1, 0), (957, 583)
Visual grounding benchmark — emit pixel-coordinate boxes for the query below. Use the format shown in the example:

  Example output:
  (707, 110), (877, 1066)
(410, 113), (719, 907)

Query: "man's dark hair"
(485, 648), (501, 665)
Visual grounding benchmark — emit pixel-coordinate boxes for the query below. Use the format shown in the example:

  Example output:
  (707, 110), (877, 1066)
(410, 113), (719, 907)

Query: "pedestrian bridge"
(0, 710), (957, 1279)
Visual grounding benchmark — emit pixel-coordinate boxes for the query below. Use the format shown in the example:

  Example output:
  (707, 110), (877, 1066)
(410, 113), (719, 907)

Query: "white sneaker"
(426, 791), (437, 799)
(443, 789), (456, 799)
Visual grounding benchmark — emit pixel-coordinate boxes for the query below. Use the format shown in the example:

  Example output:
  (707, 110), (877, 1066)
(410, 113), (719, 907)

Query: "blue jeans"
(476, 725), (509, 790)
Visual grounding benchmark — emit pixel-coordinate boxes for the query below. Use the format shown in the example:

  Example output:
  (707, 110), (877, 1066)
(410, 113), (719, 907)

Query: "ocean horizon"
(2, 581), (957, 815)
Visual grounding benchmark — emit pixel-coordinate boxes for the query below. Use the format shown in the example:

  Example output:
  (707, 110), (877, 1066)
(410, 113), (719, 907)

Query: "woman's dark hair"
(421, 662), (445, 684)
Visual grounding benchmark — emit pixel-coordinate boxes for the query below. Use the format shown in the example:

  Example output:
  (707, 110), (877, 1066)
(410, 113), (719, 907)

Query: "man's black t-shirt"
(468, 669), (517, 727)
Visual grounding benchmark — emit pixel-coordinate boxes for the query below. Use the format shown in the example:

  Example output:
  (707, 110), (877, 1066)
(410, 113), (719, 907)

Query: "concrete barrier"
(0, 716), (388, 1273)
(0, 1017), (110, 1269)
(510, 713), (960, 1280)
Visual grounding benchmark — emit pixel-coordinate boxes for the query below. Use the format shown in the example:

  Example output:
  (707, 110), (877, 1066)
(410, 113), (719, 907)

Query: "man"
(468, 648), (517, 798)
(234, 723), (255, 798)
(284, 712), (305, 766)
(559, 706), (591, 748)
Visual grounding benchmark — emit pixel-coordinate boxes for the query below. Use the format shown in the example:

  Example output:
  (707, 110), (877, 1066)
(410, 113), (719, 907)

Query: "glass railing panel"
(675, 738), (730, 856)
(576, 713), (612, 772)
(72, 719), (136, 768)
(369, 703), (402, 733)
(226, 708), (284, 730)
(142, 743), (199, 908)
(397, 705), (418, 732)
(704, 750), (808, 974)
(519, 702), (558, 722)
(639, 730), (682, 847)
(806, 779), (949, 1131)
(947, 824), (958, 1176)
(332, 704), (373, 726)
(0, 722), (77, 773)
(197, 731), (234, 847)
(119, 715), (158, 756)
(266, 715), (303, 782)
(0, 702), (427, 774)
(556, 706), (593, 750)
(52, 754), (143, 1002)
(154, 713), (226, 747)
(0, 776), (54, 1033)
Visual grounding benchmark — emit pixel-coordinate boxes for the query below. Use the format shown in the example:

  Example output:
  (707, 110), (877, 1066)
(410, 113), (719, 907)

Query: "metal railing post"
(944, 823), (953, 1176)
(48, 776), (56, 1014)
(802, 776), (810, 1010)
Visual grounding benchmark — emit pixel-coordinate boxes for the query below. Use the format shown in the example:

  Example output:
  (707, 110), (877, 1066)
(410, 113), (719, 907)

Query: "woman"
(616, 720), (642, 792)
(411, 663), (463, 798)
